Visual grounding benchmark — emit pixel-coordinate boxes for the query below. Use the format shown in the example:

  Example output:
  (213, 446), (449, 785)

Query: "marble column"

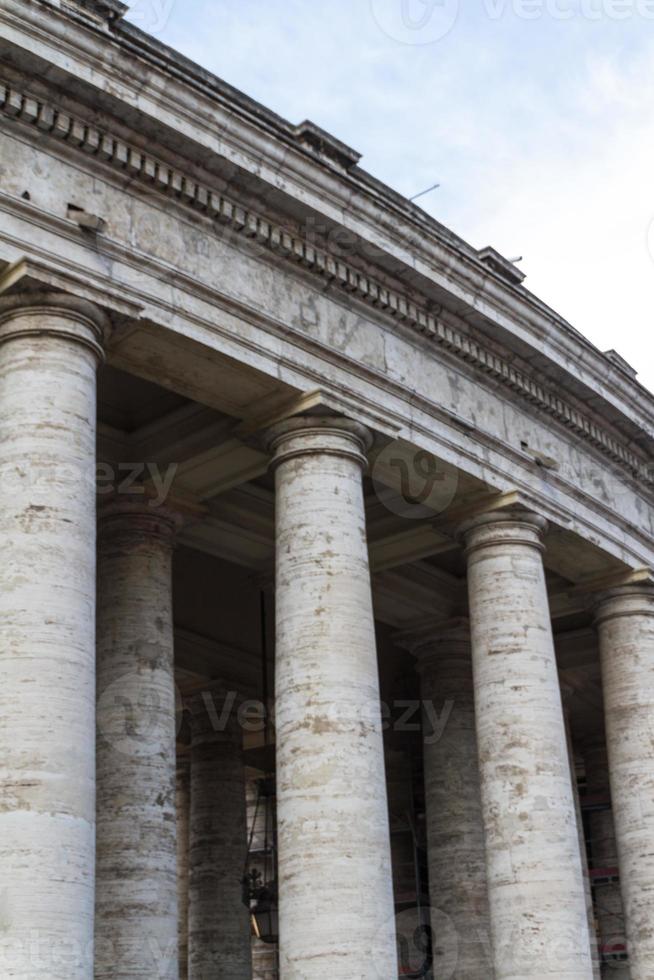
(596, 585), (654, 980)
(266, 416), (396, 980)
(95, 501), (179, 979)
(188, 688), (252, 980)
(177, 748), (191, 980)
(461, 510), (593, 980)
(0, 292), (107, 979)
(582, 735), (629, 979)
(400, 619), (492, 979)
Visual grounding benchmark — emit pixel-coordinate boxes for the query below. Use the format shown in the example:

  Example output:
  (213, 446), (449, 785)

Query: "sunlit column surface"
(267, 416), (397, 980)
(0, 292), (106, 980)
(596, 585), (654, 980)
(462, 509), (593, 980)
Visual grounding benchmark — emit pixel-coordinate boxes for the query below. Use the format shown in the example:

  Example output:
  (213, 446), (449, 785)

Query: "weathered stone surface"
(0, 293), (105, 979)
(176, 749), (191, 980)
(267, 416), (396, 979)
(188, 688), (252, 980)
(402, 620), (492, 979)
(1, 13), (653, 574)
(561, 692), (601, 979)
(95, 502), (179, 979)
(0, 3), (653, 976)
(462, 510), (593, 980)
(582, 735), (630, 980)
(596, 587), (654, 980)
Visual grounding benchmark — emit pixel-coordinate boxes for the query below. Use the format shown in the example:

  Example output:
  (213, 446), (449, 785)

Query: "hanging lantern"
(242, 591), (279, 946)
(242, 776), (279, 944)
(244, 867), (279, 944)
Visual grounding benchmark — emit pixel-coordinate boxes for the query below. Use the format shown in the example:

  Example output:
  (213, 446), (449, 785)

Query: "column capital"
(396, 619), (474, 698)
(594, 583), (654, 627)
(460, 507), (548, 557)
(395, 616), (470, 659)
(98, 498), (182, 550)
(264, 414), (373, 471)
(0, 289), (110, 362)
(189, 684), (248, 742)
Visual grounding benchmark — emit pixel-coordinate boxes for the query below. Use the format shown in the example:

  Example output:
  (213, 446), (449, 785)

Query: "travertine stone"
(0, 292), (106, 980)
(404, 620), (492, 979)
(582, 735), (630, 980)
(596, 586), (654, 980)
(95, 502), (179, 980)
(561, 690), (601, 979)
(267, 416), (397, 980)
(462, 510), (593, 980)
(188, 688), (252, 980)
(177, 749), (191, 980)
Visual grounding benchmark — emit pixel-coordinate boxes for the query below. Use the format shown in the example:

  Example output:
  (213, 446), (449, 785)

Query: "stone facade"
(0, 2), (652, 978)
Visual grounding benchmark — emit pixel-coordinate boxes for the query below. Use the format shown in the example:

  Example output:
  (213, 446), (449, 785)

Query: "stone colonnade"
(0, 290), (652, 978)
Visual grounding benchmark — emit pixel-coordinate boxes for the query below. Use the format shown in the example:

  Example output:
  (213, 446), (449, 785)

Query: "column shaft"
(462, 511), (593, 980)
(409, 622), (492, 979)
(0, 293), (105, 979)
(583, 736), (629, 979)
(188, 690), (252, 979)
(597, 586), (654, 980)
(268, 417), (396, 980)
(95, 503), (179, 979)
(561, 706), (601, 979)
(177, 750), (191, 980)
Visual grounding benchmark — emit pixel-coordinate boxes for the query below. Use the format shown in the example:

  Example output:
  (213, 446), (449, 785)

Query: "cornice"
(3, 0), (654, 444)
(1, 78), (652, 494)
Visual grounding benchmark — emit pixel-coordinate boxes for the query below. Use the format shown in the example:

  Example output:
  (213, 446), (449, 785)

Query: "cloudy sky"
(126, 0), (654, 392)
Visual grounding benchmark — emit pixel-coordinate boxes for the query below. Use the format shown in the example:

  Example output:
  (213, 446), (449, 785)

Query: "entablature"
(1, 0), (653, 455)
(1, 71), (652, 499)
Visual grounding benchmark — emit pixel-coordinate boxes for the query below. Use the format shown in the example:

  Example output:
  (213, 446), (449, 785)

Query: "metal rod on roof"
(410, 182), (441, 202)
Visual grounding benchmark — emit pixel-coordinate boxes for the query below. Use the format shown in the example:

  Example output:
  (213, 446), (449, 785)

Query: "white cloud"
(135, 0), (654, 391)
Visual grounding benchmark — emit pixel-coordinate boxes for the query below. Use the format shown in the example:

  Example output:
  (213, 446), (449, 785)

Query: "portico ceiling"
(97, 364), (626, 643)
